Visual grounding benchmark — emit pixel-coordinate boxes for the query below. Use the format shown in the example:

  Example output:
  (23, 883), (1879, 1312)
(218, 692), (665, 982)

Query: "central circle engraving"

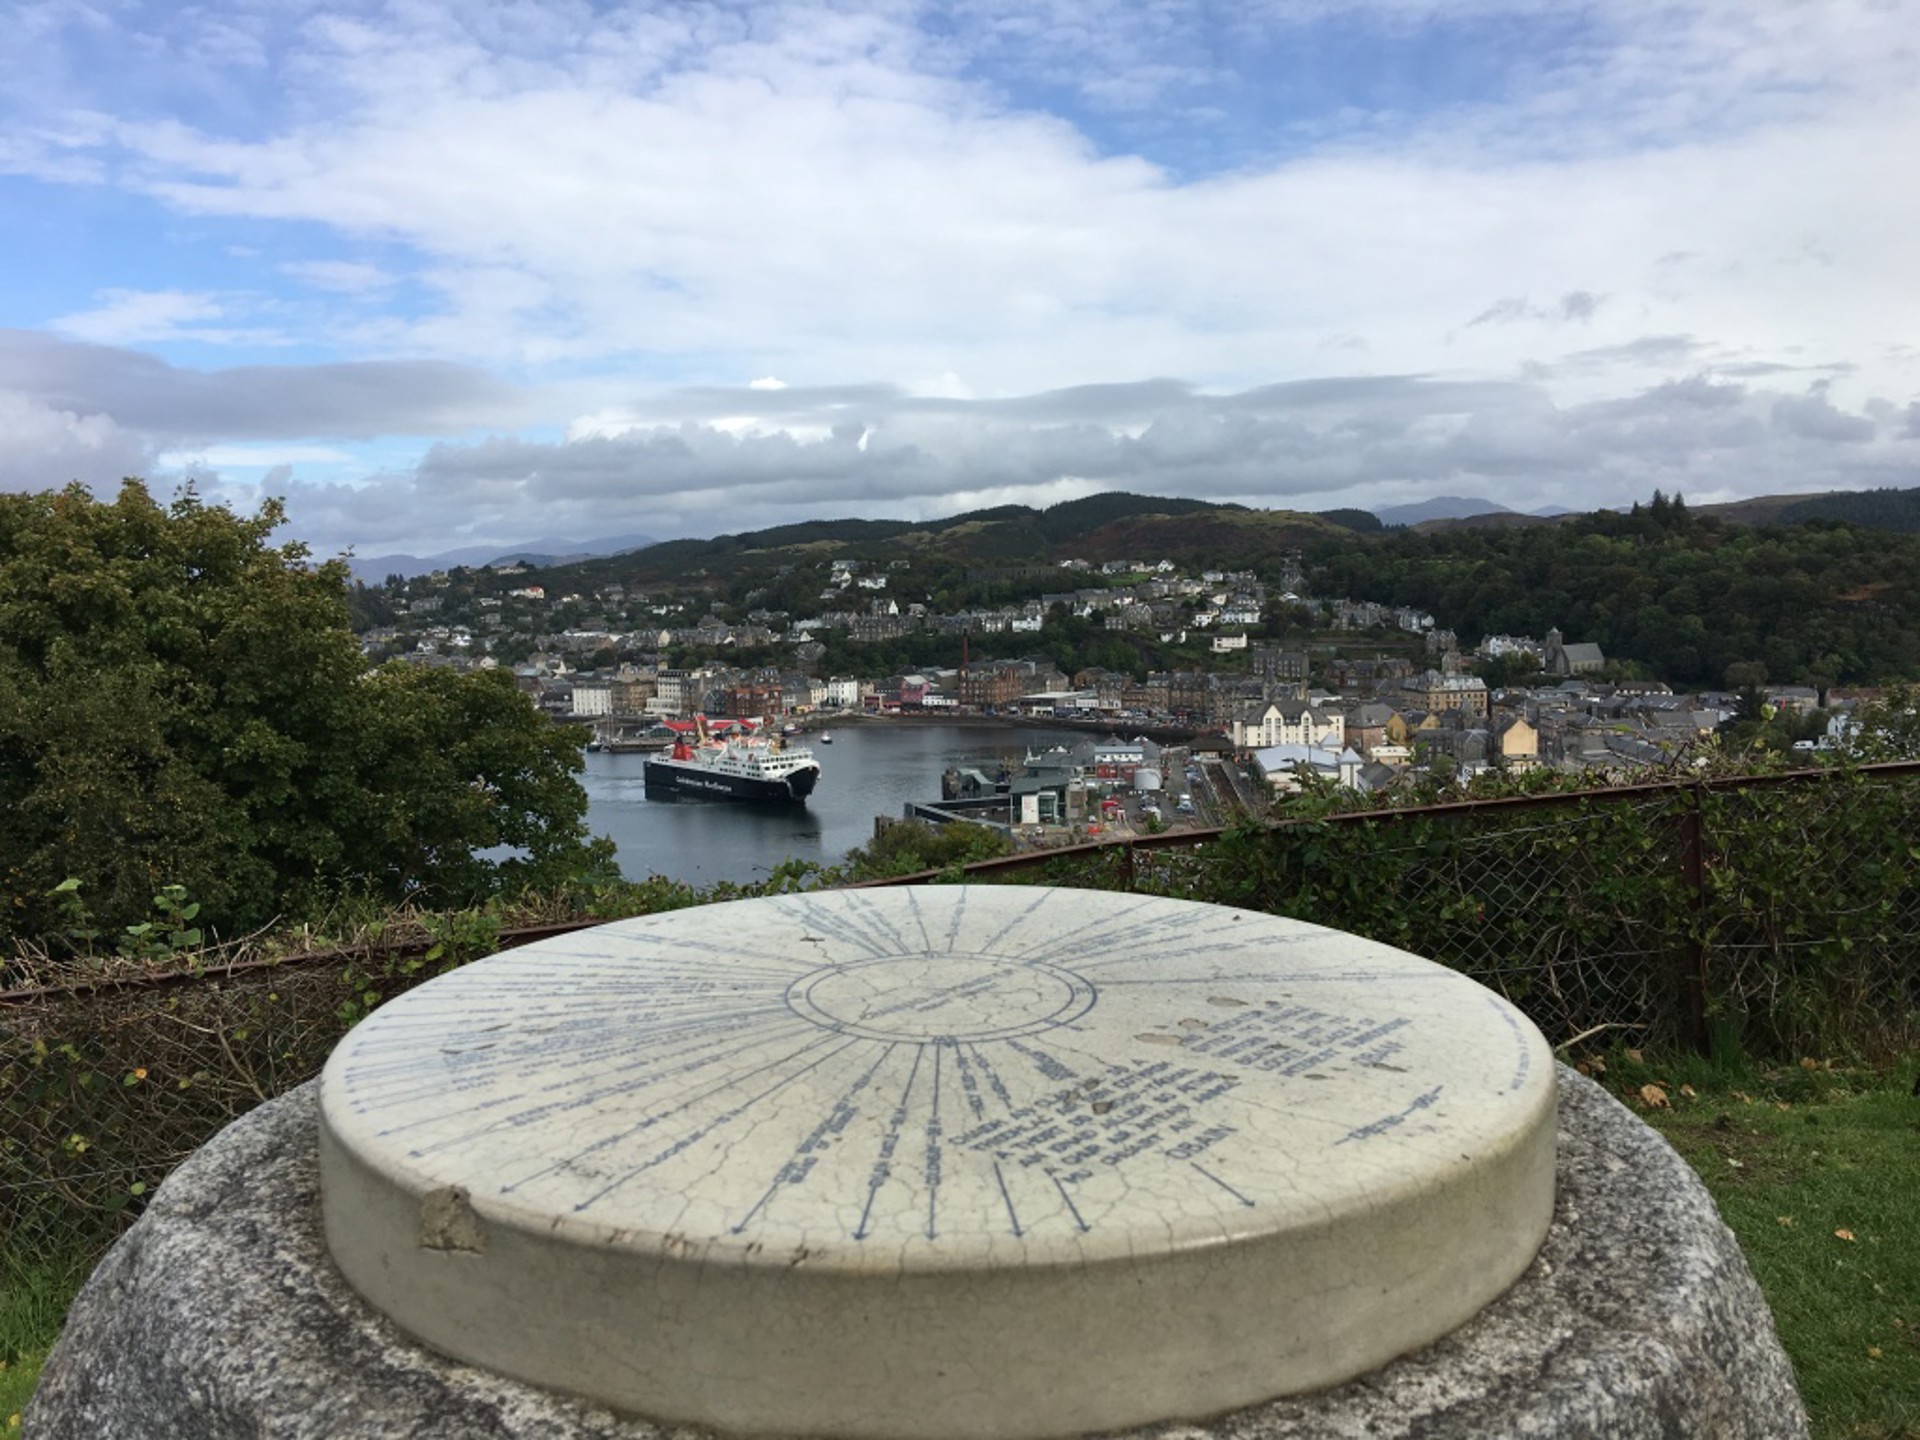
(786, 953), (1096, 1042)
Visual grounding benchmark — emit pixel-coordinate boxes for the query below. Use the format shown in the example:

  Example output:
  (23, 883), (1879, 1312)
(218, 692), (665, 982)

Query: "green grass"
(1611, 1049), (1920, 1440)
(3, 1060), (1916, 1436)
(2, 1351), (48, 1430)
(2, 1253), (88, 1428)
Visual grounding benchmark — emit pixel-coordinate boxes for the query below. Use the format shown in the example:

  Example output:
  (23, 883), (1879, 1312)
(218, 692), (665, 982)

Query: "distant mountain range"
(340, 483), (1920, 586)
(1386, 487), (1920, 534)
(1368, 496), (1575, 526)
(345, 532), (658, 582)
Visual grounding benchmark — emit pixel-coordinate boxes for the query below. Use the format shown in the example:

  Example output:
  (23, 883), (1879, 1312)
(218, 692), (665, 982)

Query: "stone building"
(1542, 628), (1606, 677)
(1404, 669), (1491, 718)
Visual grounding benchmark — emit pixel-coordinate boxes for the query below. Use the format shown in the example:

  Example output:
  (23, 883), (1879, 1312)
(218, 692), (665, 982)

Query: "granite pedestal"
(28, 890), (1807, 1439)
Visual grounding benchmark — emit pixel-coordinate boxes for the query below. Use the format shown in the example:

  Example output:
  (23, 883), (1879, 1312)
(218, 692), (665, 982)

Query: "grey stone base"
(28, 1068), (1807, 1440)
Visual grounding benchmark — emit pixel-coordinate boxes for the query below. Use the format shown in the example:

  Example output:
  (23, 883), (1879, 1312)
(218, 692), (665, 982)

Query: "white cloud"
(1, 1), (1918, 551)
(279, 260), (395, 295)
(1771, 390), (1877, 445)
(238, 372), (1914, 554)
(51, 289), (234, 345)
(0, 330), (532, 442)
(167, 442), (356, 468)
(0, 390), (156, 492)
(55, 3), (1906, 416)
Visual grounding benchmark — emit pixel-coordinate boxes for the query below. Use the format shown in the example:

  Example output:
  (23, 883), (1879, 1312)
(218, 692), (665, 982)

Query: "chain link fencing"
(6, 762), (1918, 1326)
(1, 912), (610, 1314)
(880, 762), (1920, 1061)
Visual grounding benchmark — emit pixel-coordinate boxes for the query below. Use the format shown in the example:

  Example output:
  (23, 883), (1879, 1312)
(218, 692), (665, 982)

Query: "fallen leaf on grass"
(1625, 1048), (1644, 1063)
(1776, 1215), (1794, 1226)
(1835, 1229), (1856, 1242)
(1680, 1084), (1697, 1098)
(1867, 1347), (1883, 1359)
(1639, 1083), (1669, 1109)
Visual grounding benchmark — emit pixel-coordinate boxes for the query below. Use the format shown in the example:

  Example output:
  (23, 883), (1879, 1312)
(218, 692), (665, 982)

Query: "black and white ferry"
(643, 727), (821, 803)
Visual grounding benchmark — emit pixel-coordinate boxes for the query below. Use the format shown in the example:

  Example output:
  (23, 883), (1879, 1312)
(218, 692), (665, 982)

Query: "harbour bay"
(580, 720), (1089, 886)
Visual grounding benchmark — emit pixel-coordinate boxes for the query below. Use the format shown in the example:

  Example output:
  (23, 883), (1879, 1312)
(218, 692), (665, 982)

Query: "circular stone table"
(316, 888), (1558, 1440)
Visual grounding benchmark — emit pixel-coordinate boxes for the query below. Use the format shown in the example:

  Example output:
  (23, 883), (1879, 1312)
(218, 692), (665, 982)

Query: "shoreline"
(795, 709), (1203, 745)
(579, 716), (1215, 885)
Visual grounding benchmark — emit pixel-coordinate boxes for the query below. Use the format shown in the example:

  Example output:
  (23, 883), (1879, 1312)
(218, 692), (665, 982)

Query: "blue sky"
(3, 0), (1917, 558)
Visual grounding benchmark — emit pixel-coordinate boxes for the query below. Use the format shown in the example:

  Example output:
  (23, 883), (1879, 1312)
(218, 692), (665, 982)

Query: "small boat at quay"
(643, 719), (822, 803)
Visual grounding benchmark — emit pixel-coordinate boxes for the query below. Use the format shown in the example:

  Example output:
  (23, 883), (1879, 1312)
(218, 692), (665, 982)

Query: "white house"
(1231, 702), (1346, 751)
(570, 683), (614, 718)
(1250, 743), (1364, 791)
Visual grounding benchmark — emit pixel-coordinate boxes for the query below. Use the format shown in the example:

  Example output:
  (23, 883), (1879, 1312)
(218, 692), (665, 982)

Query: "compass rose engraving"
(785, 952), (1097, 1043)
(318, 886), (1559, 1440)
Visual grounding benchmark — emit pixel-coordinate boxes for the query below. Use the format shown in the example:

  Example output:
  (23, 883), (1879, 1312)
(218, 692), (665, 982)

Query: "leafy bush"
(841, 820), (1016, 880)
(0, 482), (613, 944)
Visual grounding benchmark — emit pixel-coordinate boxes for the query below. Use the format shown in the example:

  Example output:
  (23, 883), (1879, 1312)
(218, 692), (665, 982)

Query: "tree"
(840, 820), (1014, 880)
(1840, 682), (1920, 760)
(1472, 652), (1545, 691)
(0, 482), (611, 945)
(333, 663), (615, 905)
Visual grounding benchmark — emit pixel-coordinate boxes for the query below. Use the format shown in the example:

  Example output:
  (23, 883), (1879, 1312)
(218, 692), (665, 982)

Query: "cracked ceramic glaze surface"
(318, 887), (1558, 1440)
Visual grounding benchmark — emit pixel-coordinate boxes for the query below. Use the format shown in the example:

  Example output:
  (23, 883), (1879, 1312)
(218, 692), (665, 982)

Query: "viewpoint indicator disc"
(319, 887), (1558, 1440)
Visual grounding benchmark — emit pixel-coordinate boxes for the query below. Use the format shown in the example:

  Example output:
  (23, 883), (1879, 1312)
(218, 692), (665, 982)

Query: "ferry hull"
(644, 758), (820, 803)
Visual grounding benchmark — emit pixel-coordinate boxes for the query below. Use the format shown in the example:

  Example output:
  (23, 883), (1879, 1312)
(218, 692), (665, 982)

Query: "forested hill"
(553, 493), (1337, 590)
(1304, 498), (1920, 688)
(420, 485), (1920, 689)
(1775, 486), (1920, 532)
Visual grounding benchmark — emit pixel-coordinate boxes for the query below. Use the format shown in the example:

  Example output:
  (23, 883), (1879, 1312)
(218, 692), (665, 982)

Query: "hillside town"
(355, 549), (1861, 818)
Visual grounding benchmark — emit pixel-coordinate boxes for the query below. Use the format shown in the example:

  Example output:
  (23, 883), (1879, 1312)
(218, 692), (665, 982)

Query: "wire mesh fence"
(1, 915), (609, 1297)
(3, 948), (425, 1278)
(873, 762), (1920, 1060)
(6, 761), (1918, 1311)
(925, 792), (1698, 1052)
(1695, 768), (1920, 1058)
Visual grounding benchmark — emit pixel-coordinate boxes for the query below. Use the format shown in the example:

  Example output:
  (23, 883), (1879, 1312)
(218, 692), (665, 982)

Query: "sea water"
(581, 721), (1087, 886)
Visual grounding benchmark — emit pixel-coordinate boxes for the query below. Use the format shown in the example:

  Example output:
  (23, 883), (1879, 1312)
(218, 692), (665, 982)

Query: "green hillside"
(548, 492), (1273, 591)
(1305, 497), (1920, 687)
(407, 484), (1920, 690)
(1776, 486), (1920, 532)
